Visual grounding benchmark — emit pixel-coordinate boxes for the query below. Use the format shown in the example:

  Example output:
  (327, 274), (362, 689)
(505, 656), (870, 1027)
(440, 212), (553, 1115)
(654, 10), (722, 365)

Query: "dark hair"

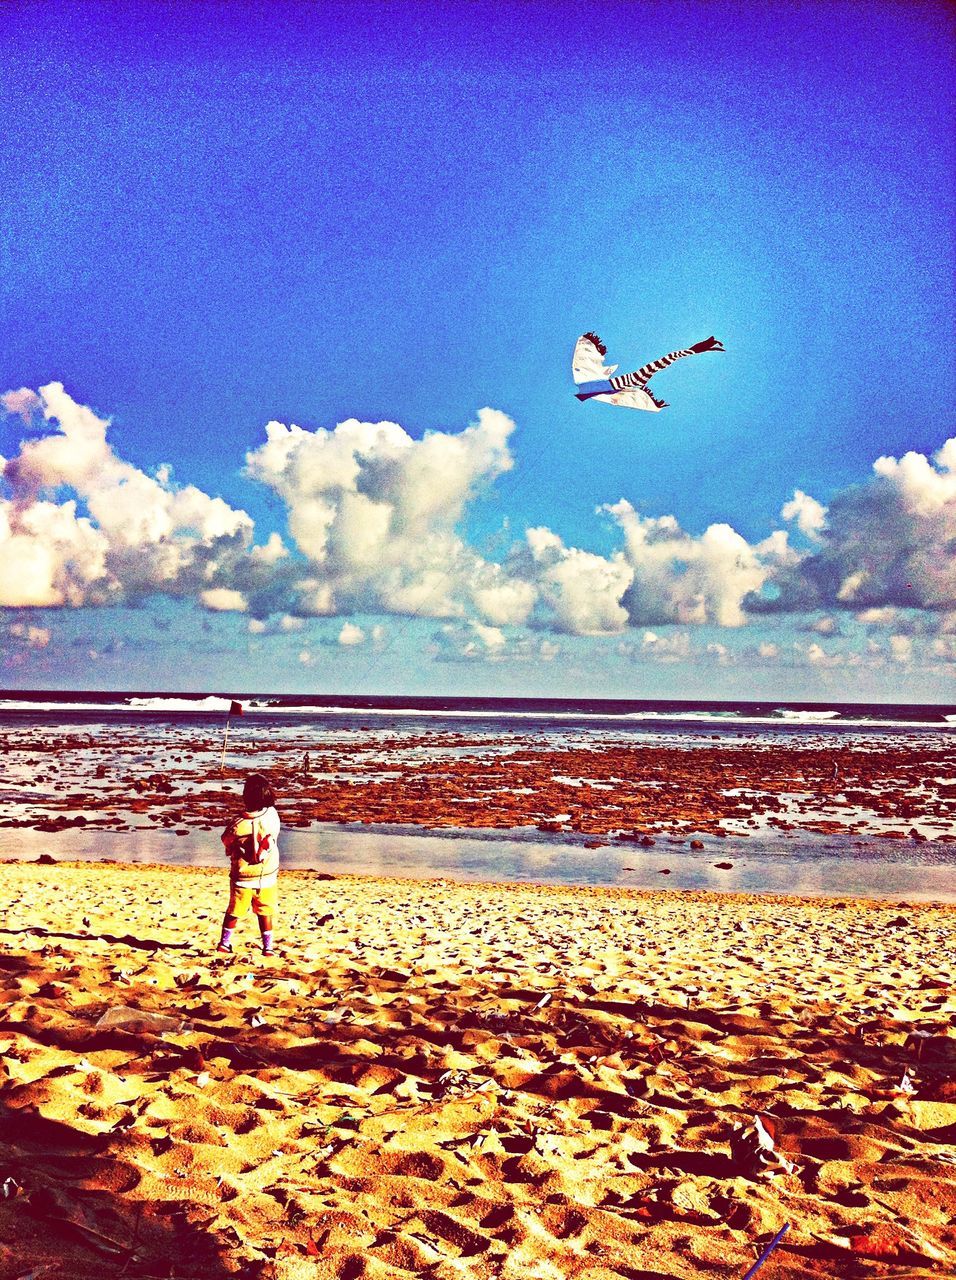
(242, 772), (276, 811)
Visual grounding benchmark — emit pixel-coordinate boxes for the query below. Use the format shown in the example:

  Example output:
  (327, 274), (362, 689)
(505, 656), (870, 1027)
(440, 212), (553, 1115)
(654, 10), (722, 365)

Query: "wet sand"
(4, 820), (956, 903)
(2, 861), (954, 1279)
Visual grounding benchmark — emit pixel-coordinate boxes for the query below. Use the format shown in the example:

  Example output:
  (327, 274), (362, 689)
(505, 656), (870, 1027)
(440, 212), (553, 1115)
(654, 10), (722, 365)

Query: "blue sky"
(1, 0), (954, 700)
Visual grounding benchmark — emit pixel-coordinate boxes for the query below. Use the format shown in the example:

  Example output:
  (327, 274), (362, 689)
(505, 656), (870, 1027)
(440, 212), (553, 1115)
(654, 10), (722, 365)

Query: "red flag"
(229, 700), (244, 716)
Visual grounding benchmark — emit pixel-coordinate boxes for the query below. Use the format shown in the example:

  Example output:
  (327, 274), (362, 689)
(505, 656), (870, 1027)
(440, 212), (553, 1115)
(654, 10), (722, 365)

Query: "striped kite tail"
(610, 347), (695, 391)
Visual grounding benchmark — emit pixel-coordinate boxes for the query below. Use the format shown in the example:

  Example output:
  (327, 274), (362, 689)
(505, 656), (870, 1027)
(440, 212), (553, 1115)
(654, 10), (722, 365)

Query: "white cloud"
(619, 628), (729, 665)
(3, 382), (954, 662)
(522, 527), (631, 635)
(797, 641), (856, 669)
(872, 442), (956, 516)
(200, 588), (248, 612)
(250, 532), (289, 565)
(603, 500), (775, 628)
(1, 388), (41, 424)
(641, 629), (692, 662)
(758, 641), (779, 658)
(246, 407), (520, 624)
(432, 619), (510, 662)
(6, 621), (51, 647)
(470, 574), (537, 627)
(837, 570), (869, 603)
(706, 641), (731, 664)
(430, 621), (563, 664)
(0, 382), (261, 609)
(889, 634), (913, 664)
(0, 497), (110, 606)
(246, 611), (307, 636)
(856, 606), (898, 626)
(471, 621), (506, 650)
(771, 436), (956, 615)
(781, 489), (827, 539)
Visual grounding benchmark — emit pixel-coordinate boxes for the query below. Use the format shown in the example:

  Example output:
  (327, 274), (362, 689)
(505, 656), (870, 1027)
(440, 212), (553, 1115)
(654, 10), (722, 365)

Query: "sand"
(0, 861), (954, 1279)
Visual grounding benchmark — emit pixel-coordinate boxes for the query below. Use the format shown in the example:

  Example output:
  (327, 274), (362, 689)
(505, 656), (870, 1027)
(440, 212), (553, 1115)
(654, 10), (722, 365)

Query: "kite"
(572, 331), (724, 411)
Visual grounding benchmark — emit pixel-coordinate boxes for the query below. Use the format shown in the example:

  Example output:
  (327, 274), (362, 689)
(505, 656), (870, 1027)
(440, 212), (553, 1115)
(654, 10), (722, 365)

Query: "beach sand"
(1, 861), (954, 1279)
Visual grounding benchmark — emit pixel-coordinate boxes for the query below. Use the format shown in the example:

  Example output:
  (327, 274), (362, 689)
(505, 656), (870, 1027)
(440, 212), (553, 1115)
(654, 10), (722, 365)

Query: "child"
(218, 772), (280, 956)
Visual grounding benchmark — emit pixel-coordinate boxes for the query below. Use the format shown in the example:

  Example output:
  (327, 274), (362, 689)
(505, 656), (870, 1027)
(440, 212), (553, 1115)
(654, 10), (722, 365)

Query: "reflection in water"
(1, 823), (954, 902)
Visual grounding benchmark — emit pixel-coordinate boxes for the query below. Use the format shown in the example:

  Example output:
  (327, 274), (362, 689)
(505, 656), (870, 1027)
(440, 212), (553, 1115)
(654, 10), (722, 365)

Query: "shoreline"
(10, 853), (956, 906)
(4, 817), (956, 903)
(2, 860), (954, 1278)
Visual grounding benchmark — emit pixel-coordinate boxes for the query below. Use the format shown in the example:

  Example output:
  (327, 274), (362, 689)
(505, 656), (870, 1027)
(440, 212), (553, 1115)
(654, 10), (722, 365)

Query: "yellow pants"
(227, 883), (277, 917)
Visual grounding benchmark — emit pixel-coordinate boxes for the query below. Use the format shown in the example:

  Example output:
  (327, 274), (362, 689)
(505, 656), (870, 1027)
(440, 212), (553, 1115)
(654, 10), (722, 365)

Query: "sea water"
(1, 690), (954, 900)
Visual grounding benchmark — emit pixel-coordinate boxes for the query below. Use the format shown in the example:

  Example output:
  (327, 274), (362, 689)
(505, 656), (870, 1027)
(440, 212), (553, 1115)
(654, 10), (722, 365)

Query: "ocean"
(2, 689), (955, 730)
(2, 690), (955, 900)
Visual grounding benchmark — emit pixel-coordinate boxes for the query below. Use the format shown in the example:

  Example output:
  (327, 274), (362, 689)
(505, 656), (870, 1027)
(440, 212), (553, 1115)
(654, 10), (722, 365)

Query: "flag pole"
(219, 700), (243, 775)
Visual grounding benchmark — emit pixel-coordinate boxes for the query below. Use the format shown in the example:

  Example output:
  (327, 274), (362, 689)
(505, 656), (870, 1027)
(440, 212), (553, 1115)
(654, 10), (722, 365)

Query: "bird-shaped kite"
(572, 331), (724, 410)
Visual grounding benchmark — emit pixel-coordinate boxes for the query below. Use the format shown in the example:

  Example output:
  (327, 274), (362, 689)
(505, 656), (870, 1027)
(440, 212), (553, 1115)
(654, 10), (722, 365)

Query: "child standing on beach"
(218, 773), (280, 956)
